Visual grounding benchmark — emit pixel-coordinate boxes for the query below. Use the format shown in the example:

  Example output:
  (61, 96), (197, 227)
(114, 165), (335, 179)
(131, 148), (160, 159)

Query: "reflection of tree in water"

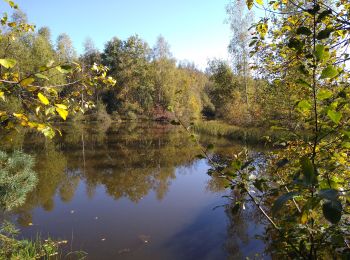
(67, 123), (201, 202)
(207, 151), (269, 259)
(225, 192), (264, 259)
(14, 141), (69, 225)
(10, 123), (203, 224)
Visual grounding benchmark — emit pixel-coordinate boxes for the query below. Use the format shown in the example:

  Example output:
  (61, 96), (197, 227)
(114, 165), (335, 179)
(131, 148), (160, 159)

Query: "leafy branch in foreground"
(186, 0), (350, 258)
(0, 0), (116, 138)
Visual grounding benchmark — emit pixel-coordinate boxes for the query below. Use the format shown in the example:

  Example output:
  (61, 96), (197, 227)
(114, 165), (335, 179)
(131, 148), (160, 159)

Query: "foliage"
(193, 120), (294, 144)
(208, 0), (350, 258)
(0, 150), (37, 211)
(0, 221), (64, 259)
(0, 1), (116, 138)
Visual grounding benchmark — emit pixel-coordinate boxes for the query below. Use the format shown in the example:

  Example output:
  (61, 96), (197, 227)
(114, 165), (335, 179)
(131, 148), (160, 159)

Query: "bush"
(0, 151), (37, 211)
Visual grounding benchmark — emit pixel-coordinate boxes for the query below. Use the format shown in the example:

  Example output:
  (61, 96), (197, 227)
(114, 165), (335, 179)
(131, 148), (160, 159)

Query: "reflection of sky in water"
(10, 123), (268, 259)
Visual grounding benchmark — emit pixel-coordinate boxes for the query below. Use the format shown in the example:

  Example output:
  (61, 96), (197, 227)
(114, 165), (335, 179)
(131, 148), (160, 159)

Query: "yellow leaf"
(37, 124), (46, 131)
(20, 77), (35, 87)
(27, 122), (38, 128)
(55, 104), (68, 109)
(0, 58), (16, 69)
(38, 92), (50, 105)
(0, 91), (5, 101)
(13, 113), (28, 121)
(256, 0), (263, 5)
(56, 107), (68, 120)
(273, 2), (279, 9)
(301, 211), (308, 224)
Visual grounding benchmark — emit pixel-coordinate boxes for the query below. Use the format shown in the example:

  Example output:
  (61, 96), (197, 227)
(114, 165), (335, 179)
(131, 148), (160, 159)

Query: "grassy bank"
(193, 120), (296, 144)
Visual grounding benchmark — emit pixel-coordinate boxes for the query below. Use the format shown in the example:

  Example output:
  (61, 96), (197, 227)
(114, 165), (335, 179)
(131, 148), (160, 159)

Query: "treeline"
(0, 10), (207, 122)
(1, 7), (303, 132)
(2, 9), (296, 128)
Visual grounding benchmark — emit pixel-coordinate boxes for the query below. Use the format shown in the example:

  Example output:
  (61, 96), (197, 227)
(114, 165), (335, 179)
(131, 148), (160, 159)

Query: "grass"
(0, 222), (60, 259)
(0, 221), (85, 260)
(193, 120), (297, 144)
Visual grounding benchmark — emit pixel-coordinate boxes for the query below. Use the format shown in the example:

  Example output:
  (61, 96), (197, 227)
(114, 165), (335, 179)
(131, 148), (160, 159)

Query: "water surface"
(5, 122), (267, 259)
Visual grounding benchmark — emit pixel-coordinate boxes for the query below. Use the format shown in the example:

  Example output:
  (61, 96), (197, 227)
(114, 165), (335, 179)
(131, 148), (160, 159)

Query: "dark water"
(4, 122), (267, 259)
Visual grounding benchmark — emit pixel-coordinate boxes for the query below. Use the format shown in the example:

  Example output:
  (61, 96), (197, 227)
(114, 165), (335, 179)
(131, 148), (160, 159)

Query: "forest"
(0, 0), (350, 259)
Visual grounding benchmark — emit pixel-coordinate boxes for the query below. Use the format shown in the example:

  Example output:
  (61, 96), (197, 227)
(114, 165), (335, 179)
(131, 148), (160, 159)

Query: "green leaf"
(41, 127), (55, 138)
(38, 93), (50, 105)
(35, 73), (49, 80)
(300, 156), (316, 185)
(342, 142), (350, 149)
(320, 66), (339, 79)
(298, 100), (312, 111)
(4, 0), (17, 9)
(20, 78), (35, 87)
(272, 192), (299, 216)
(0, 58), (16, 69)
(249, 40), (257, 47)
(314, 44), (325, 61)
(56, 65), (73, 74)
(306, 4), (320, 15)
(295, 79), (311, 88)
(327, 110), (342, 124)
(287, 38), (303, 51)
(296, 26), (312, 36)
(322, 200), (342, 224)
(230, 160), (242, 171)
(56, 107), (68, 120)
(317, 89), (332, 100)
(317, 28), (333, 40)
(317, 10), (332, 22)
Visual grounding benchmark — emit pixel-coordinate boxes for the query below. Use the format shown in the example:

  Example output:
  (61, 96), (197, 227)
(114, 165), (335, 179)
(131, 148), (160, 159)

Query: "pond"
(3, 122), (268, 259)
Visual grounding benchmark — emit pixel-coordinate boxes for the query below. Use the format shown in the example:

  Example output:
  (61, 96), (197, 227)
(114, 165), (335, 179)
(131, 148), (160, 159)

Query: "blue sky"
(4, 0), (232, 69)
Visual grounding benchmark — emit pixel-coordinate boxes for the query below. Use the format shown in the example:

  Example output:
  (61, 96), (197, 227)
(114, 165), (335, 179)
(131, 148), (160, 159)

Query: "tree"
(0, 151), (37, 211)
(152, 35), (172, 60)
(0, 1), (116, 138)
(214, 0), (350, 258)
(102, 35), (153, 114)
(151, 35), (176, 109)
(81, 37), (101, 67)
(56, 33), (77, 62)
(226, 0), (253, 106)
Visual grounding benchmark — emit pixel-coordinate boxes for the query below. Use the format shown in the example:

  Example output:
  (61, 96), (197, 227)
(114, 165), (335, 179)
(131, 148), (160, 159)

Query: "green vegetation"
(205, 0), (350, 258)
(0, 150), (37, 211)
(0, 150), (61, 259)
(0, 221), (60, 260)
(1, 0), (350, 258)
(193, 120), (294, 144)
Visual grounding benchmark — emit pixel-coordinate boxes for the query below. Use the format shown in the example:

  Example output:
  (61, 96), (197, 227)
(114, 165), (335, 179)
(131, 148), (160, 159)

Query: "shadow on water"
(1, 122), (270, 259)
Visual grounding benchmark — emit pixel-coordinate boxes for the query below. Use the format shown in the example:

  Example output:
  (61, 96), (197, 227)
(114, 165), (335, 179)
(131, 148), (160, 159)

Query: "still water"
(5, 122), (267, 259)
